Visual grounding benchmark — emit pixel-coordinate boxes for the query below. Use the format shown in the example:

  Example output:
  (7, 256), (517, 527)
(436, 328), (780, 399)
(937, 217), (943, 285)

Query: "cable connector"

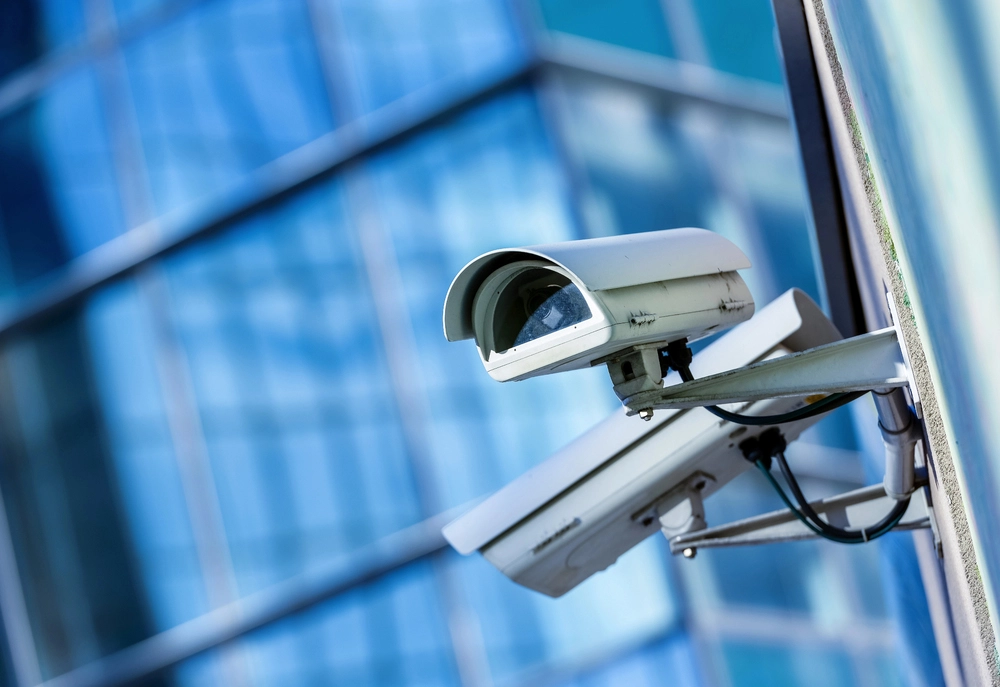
(737, 428), (786, 470)
(659, 339), (694, 381)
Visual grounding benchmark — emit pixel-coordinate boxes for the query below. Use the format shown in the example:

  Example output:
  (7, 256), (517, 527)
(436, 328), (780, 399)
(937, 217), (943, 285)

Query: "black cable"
(659, 339), (912, 541)
(773, 451), (910, 543)
(660, 339), (866, 427)
(753, 460), (831, 538)
(741, 428), (910, 544)
(703, 390), (868, 427)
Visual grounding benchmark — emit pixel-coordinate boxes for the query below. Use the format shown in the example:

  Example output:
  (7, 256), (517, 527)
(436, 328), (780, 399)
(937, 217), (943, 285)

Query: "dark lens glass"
(513, 283), (591, 346)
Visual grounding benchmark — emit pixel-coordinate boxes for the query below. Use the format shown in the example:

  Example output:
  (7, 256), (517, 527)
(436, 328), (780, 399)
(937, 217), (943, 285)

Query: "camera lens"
(514, 282), (590, 346)
(484, 266), (593, 354)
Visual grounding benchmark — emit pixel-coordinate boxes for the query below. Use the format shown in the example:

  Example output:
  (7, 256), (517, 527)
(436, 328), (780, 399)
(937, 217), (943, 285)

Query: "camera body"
(443, 228), (754, 382)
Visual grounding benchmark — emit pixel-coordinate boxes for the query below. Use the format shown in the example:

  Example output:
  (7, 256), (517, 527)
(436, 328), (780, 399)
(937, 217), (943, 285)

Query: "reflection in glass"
(513, 281), (590, 347)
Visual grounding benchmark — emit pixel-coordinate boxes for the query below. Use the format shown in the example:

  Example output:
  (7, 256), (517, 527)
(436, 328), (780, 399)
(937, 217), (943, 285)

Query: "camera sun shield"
(443, 228), (755, 382)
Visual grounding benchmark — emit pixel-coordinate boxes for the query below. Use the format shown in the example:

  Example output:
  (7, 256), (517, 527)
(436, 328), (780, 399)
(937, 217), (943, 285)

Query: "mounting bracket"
(622, 326), (907, 415)
(668, 477), (932, 555)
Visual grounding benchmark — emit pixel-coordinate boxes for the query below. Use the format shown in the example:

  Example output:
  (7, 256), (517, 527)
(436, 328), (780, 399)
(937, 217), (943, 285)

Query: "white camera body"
(443, 289), (842, 597)
(443, 228), (754, 382)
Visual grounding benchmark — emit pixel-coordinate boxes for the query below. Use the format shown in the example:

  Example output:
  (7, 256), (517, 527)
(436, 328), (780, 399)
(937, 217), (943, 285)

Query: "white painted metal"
(623, 326), (908, 413)
(479, 269), (752, 382)
(476, 395), (821, 596)
(873, 388), (921, 500)
(668, 482), (930, 553)
(443, 228), (751, 341)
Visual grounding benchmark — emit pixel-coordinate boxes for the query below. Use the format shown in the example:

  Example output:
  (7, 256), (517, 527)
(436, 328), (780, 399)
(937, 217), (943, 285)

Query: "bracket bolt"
(682, 547), (697, 559)
(638, 408), (654, 421)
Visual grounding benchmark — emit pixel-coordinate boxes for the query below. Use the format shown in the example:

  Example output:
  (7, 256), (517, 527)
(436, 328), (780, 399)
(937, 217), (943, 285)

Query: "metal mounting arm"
(614, 321), (934, 553)
(668, 478), (932, 554)
(620, 327), (907, 414)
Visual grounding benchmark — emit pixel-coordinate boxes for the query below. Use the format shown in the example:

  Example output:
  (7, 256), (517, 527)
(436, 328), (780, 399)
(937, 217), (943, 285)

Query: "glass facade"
(0, 1), (943, 686)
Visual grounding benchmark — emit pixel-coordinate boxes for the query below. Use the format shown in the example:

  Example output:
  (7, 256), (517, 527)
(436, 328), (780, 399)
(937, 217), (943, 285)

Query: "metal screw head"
(638, 408), (654, 421)
(682, 547), (697, 559)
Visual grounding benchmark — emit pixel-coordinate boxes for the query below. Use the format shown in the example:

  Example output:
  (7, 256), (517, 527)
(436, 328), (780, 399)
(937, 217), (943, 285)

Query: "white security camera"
(442, 228), (754, 384)
(443, 290), (841, 597)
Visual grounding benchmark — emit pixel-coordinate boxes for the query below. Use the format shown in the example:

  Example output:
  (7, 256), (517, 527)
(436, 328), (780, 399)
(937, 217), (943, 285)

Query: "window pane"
(325, 0), (523, 115)
(537, 0), (676, 58)
(160, 182), (424, 594)
(171, 561), (459, 687)
(121, 0), (335, 215)
(0, 68), (125, 294)
(0, 0), (86, 79)
(722, 642), (856, 687)
(85, 280), (207, 631)
(691, 0), (784, 83)
(0, 302), (167, 681)
(547, 632), (701, 687)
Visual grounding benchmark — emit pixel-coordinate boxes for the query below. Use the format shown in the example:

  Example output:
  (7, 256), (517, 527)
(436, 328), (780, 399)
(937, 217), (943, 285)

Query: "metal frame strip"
(36, 513), (451, 687)
(770, 0), (867, 337)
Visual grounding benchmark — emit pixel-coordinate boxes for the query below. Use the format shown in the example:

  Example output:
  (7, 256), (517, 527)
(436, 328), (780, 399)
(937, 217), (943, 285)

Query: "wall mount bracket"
(621, 326), (907, 416)
(668, 477), (932, 555)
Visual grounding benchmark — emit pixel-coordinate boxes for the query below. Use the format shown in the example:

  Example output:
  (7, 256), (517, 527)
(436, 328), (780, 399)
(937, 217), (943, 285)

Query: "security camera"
(443, 289), (842, 597)
(442, 228), (754, 384)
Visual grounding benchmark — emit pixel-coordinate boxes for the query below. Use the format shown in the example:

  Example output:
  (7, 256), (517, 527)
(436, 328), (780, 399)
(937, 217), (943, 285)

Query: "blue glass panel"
(329, 0), (523, 115)
(161, 180), (423, 594)
(0, 0), (86, 79)
(869, 653), (906, 687)
(241, 562), (459, 687)
(690, 0), (784, 84)
(0, 67), (125, 293)
(121, 0), (334, 216)
(537, 0), (676, 58)
(718, 117), (821, 304)
(113, 0), (186, 26)
(171, 562), (459, 687)
(552, 631), (701, 687)
(0, 305), (166, 681)
(85, 281), (209, 631)
(723, 642), (856, 687)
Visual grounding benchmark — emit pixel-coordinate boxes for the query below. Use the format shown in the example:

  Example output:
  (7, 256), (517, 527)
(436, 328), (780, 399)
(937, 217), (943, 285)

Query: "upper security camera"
(442, 228), (754, 383)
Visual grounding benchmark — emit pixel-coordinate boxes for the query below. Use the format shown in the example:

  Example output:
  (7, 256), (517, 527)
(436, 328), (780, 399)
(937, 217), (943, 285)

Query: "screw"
(638, 408), (654, 421)
(682, 547), (697, 559)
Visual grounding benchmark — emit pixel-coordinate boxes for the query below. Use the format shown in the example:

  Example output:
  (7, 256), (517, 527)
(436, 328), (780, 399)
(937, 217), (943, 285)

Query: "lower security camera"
(442, 289), (841, 597)
(442, 228), (754, 382)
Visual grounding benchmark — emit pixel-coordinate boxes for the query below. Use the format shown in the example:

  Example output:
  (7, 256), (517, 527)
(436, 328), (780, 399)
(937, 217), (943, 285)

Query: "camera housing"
(443, 289), (842, 597)
(443, 228), (754, 382)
